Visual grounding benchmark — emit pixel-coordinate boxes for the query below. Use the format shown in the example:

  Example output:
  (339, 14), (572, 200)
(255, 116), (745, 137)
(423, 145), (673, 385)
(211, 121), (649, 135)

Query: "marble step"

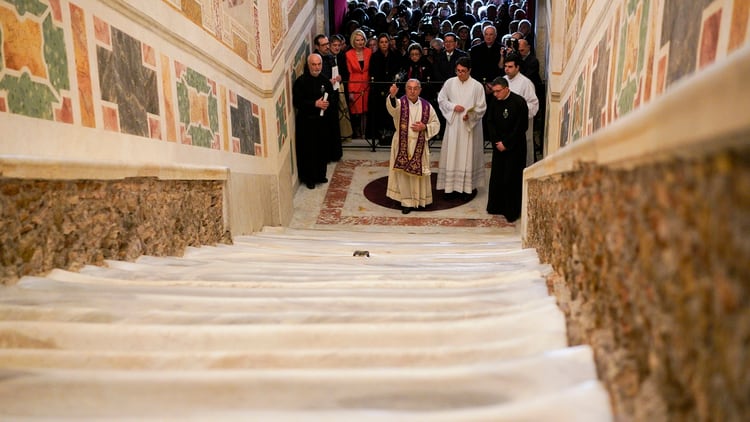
(0, 346), (605, 419)
(0, 331), (566, 369)
(0, 293), (557, 323)
(45, 265), (549, 286)
(0, 227), (613, 420)
(7, 277), (548, 304)
(0, 304), (565, 351)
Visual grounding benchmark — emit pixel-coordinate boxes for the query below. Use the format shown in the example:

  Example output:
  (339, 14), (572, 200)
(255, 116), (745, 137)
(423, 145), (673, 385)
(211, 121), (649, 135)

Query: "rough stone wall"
(526, 145), (750, 421)
(0, 178), (231, 284)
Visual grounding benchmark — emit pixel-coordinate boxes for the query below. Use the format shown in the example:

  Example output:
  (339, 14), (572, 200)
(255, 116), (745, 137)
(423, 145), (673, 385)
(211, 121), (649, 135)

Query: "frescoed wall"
(0, 0), (71, 122)
(0, 0), (267, 156)
(164, 0), (261, 67)
(0, 0), (318, 236)
(556, 0), (749, 147)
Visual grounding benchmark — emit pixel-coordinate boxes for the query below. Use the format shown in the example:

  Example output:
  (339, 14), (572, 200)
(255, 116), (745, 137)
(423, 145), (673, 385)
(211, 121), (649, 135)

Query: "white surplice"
(437, 76), (487, 194)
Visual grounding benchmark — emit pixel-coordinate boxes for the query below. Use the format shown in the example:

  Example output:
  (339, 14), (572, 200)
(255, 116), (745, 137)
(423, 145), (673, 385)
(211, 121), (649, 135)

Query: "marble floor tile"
(289, 148), (518, 234)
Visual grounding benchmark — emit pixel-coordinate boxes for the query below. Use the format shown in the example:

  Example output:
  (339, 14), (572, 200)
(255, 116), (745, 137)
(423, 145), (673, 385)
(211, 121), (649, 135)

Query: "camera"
(505, 37), (519, 51)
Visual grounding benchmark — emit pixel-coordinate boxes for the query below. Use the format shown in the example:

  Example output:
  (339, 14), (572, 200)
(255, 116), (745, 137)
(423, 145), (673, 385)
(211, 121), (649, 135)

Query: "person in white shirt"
(436, 57), (487, 199)
(503, 54), (538, 166)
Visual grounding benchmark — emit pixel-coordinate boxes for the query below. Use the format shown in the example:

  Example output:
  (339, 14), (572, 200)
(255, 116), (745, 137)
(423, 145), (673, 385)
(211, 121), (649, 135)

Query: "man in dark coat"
(485, 77), (528, 222)
(470, 25), (503, 139)
(313, 34), (343, 162)
(293, 54), (335, 189)
(432, 32), (468, 85)
(469, 25), (503, 88)
(432, 32), (468, 140)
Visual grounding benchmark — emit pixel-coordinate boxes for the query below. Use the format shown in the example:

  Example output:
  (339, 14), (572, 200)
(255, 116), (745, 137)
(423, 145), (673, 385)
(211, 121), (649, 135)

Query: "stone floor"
(0, 145), (613, 420)
(290, 143), (517, 234)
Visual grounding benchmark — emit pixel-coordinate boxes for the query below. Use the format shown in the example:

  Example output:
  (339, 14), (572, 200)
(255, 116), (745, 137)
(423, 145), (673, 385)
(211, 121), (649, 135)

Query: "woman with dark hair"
(400, 42), (435, 107)
(367, 33), (402, 145)
(456, 24), (470, 51)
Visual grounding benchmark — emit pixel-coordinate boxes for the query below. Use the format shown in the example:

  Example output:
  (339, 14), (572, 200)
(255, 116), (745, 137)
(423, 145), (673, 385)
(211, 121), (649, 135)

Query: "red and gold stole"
(393, 96), (430, 176)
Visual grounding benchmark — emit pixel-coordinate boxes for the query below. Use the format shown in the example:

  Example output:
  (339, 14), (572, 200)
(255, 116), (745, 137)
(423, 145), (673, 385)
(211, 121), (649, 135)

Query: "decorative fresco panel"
(614, 0), (649, 117)
(70, 3), (94, 127)
(558, 0), (749, 147)
(97, 25), (160, 138)
(175, 62), (220, 148)
(560, 98), (571, 147)
(163, 0), (260, 68)
(0, 0), (71, 122)
(269, 0), (285, 58)
(0, 0), (268, 157)
(589, 30), (611, 132)
(660, 0), (715, 87)
(276, 87), (288, 150)
(229, 89), (262, 155)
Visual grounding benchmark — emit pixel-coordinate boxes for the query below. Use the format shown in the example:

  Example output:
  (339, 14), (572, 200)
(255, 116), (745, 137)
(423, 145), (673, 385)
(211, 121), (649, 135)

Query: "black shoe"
(321, 177), (328, 183)
(401, 206), (412, 215)
(306, 182), (315, 189)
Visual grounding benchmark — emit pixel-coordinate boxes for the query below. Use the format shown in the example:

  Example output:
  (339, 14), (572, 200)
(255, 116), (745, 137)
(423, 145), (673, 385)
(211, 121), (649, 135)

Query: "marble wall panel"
(228, 89), (262, 155)
(0, 0), (71, 122)
(175, 63), (220, 148)
(97, 26), (159, 138)
(276, 87), (288, 150)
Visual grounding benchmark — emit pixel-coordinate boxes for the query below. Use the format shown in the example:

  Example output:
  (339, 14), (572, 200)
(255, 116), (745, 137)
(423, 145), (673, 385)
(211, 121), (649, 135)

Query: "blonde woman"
(345, 29), (371, 138)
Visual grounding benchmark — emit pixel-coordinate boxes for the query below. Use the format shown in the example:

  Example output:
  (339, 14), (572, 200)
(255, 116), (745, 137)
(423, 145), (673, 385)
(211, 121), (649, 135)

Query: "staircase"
(0, 228), (612, 420)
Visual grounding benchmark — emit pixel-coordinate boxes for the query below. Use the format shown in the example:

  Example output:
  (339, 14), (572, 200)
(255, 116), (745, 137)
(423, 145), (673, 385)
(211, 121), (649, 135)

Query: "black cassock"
(486, 91), (528, 222)
(292, 70), (336, 185)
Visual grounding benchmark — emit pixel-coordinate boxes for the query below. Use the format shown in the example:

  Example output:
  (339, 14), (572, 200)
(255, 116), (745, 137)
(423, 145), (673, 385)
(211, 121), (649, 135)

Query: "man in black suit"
(470, 25), (503, 143)
(517, 38), (544, 161)
(432, 32), (468, 139)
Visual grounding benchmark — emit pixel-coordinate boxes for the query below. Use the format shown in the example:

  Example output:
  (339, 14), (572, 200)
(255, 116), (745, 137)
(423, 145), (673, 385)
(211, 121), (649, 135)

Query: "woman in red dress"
(345, 29), (371, 138)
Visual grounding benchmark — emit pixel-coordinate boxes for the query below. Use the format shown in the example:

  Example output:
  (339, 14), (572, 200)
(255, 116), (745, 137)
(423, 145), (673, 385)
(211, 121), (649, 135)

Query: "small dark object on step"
(353, 250), (370, 257)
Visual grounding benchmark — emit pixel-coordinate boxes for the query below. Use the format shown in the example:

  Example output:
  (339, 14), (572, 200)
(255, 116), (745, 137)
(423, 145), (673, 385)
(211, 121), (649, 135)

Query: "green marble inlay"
(176, 66), (219, 147)
(176, 80), (190, 125)
(43, 13), (70, 92)
(208, 95), (218, 132)
(187, 125), (214, 148)
(0, 72), (57, 119)
(0, 24), (3, 72)
(183, 67), (211, 94)
(7, 0), (48, 17)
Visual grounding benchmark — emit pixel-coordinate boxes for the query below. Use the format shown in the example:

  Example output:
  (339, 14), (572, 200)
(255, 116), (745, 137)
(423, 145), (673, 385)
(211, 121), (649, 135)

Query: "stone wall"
(0, 178), (230, 285)
(525, 144), (750, 420)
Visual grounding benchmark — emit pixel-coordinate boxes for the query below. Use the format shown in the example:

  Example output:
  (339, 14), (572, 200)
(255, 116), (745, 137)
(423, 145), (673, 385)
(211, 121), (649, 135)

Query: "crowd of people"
(293, 0), (541, 222)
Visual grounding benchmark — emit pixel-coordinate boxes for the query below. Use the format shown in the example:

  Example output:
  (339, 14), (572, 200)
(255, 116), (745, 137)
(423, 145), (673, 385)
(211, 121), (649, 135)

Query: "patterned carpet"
(287, 151), (515, 232)
(363, 174), (477, 211)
